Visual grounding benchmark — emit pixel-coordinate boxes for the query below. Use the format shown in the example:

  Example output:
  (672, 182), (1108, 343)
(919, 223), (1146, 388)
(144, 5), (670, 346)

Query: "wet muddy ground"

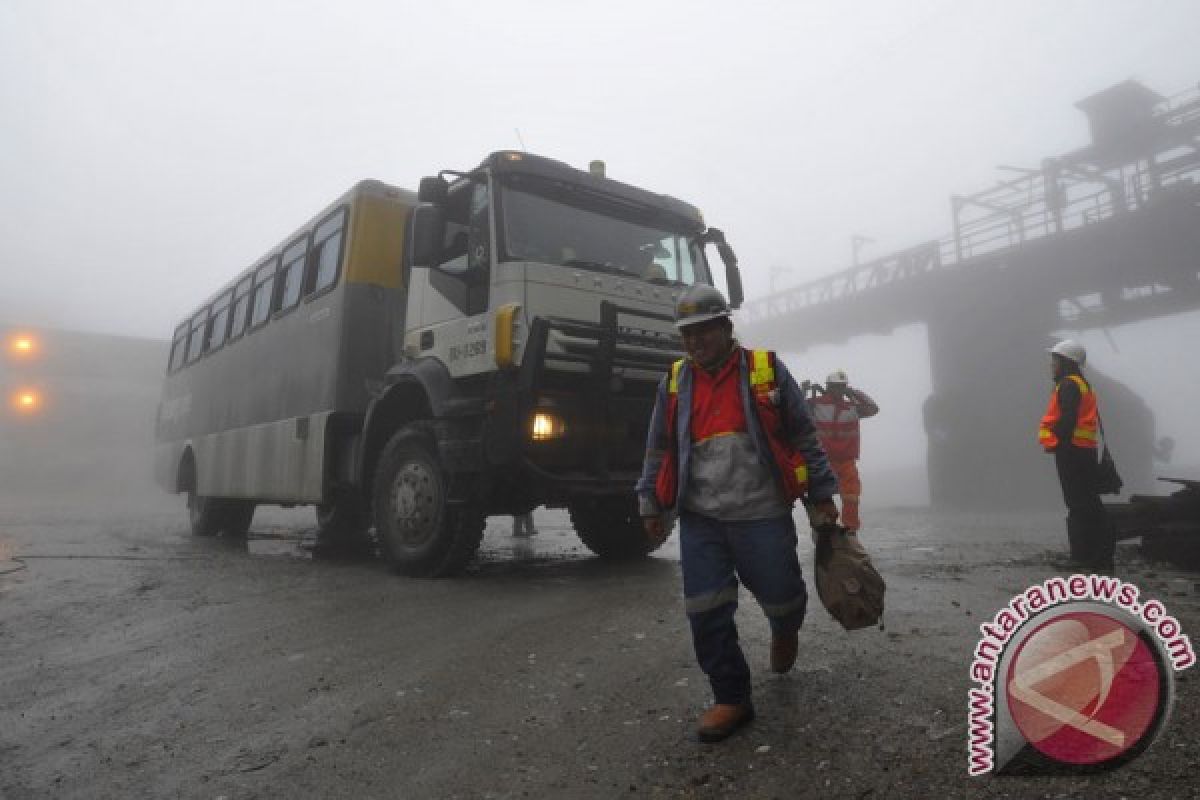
(1, 498), (1198, 799)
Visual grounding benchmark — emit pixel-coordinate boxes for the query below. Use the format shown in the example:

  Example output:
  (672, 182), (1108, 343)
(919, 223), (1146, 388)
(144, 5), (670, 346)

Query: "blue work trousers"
(679, 511), (807, 705)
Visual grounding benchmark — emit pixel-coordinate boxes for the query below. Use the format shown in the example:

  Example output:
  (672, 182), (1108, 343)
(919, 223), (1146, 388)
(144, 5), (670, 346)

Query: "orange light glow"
(11, 389), (40, 413)
(7, 334), (38, 358)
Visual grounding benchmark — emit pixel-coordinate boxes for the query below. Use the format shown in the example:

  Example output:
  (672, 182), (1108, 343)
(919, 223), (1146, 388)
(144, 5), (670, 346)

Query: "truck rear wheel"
(569, 495), (658, 560)
(222, 501), (256, 538)
(188, 492), (255, 538)
(188, 491), (222, 537)
(372, 424), (484, 577)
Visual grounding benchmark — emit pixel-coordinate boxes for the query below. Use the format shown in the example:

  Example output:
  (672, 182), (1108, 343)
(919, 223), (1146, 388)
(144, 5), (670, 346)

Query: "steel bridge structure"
(739, 81), (1200, 507)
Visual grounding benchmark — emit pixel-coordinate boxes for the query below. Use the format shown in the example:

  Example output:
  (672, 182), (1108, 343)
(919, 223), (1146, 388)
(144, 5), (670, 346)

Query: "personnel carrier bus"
(155, 152), (743, 576)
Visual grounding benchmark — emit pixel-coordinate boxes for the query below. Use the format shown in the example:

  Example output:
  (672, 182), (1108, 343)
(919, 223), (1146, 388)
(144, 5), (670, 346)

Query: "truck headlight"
(530, 411), (566, 441)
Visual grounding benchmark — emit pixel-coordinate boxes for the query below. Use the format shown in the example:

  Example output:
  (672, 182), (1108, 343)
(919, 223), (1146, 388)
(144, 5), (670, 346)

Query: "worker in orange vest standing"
(808, 371), (879, 532)
(1039, 339), (1114, 573)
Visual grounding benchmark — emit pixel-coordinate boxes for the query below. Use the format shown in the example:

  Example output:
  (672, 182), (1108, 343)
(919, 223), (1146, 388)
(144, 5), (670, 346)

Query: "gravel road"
(2, 498), (1197, 799)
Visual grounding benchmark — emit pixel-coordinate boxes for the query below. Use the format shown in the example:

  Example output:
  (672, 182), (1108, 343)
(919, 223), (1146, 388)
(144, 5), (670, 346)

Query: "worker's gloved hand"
(806, 498), (840, 531)
(643, 515), (669, 547)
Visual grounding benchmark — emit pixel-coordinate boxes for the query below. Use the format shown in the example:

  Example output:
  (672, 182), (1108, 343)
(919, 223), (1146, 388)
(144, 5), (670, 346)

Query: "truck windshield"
(498, 182), (712, 287)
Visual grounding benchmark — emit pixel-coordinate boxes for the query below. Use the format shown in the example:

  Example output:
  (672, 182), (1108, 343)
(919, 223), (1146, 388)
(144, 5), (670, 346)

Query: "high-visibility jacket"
(811, 395), (863, 461)
(1039, 374), (1099, 451)
(654, 349), (811, 509)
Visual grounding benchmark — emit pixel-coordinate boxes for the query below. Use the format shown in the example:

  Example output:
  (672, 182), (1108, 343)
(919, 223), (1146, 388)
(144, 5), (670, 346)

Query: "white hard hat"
(826, 369), (848, 384)
(1048, 339), (1086, 366)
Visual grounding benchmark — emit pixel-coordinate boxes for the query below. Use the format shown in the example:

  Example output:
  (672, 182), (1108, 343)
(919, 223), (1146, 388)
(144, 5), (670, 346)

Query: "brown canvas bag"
(813, 527), (886, 630)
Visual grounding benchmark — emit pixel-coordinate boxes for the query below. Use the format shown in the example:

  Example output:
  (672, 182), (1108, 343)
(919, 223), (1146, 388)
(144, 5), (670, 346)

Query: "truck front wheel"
(372, 424), (484, 577)
(316, 494), (373, 554)
(569, 495), (659, 560)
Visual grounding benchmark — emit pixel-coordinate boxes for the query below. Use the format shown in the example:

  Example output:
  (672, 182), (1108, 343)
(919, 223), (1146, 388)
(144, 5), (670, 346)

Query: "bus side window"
(207, 290), (234, 352)
(250, 258), (278, 329)
(168, 323), (189, 372)
(277, 236), (309, 313)
(229, 276), (253, 341)
(185, 308), (209, 364)
(309, 208), (346, 295)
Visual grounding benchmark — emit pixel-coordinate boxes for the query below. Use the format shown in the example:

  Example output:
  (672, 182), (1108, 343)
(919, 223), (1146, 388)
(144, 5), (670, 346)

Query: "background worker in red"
(808, 370), (879, 532)
(636, 285), (839, 743)
(1039, 339), (1114, 572)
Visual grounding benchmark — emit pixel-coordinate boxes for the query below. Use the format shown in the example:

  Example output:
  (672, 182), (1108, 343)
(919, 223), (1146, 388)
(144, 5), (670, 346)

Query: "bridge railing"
(740, 85), (1200, 326)
(739, 241), (945, 323)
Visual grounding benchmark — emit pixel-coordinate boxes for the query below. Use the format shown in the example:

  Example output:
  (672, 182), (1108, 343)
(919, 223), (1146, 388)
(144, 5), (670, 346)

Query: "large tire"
(315, 494), (374, 554)
(188, 490), (223, 537)
(372, 424), (484, 577)
(569, 495), (658, 560)
(188, 492), (255, 538)
(222, 501), (256, 538)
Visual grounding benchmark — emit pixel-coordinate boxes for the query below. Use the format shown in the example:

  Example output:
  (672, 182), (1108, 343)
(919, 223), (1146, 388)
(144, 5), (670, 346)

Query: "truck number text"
(448, 339), (487, 362)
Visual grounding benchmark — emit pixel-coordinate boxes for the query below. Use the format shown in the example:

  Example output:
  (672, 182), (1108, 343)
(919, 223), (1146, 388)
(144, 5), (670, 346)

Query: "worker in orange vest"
(808, 371), (879, 532)
(1039, 340), (1114, 573)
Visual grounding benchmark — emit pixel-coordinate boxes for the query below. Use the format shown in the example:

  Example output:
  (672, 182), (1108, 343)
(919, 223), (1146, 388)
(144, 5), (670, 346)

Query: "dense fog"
(2, 1), (1198, 512)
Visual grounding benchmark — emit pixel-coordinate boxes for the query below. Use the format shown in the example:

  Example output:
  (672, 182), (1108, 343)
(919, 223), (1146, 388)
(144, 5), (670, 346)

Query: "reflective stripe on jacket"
(811, 395), (862, 461)
(1039, 374), (1099, 450)
(635, 347), (838, 516)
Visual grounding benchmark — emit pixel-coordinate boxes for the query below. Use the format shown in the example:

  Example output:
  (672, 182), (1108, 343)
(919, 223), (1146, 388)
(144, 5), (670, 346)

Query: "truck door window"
(650, 234), (700, 285)
(431, 181), (489, 315)
(435, 185), (472, 274)
(468, 182), (490, 271)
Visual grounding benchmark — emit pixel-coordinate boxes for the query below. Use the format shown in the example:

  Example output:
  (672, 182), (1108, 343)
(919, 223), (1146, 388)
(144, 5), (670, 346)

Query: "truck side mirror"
(418, 176), (449, 205)
(409, 204), (446, 268)
(723, 255), (744, 309)
(705, 228), (744, 309)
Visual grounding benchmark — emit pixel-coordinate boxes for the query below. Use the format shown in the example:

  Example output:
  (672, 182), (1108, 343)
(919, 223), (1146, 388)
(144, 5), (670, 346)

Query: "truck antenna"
(515, 128), (528, 151)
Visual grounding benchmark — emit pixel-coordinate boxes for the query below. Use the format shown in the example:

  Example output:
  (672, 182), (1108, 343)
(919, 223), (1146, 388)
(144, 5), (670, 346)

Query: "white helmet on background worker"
(826, 369), (848, 385)
(1048, 339), (1086, 367)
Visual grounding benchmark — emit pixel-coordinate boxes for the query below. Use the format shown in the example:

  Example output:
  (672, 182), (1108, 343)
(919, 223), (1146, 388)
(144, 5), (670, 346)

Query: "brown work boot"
(770, 630), (798, 674)
(696, 702), (755, 743)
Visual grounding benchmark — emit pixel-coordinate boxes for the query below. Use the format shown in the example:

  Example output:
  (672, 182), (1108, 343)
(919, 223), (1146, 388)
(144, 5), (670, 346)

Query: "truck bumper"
(480, 302), (680, 505)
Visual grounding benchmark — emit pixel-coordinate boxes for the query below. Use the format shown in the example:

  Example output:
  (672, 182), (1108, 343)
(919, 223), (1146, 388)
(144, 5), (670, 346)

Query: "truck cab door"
(406, 180), (495, 377)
